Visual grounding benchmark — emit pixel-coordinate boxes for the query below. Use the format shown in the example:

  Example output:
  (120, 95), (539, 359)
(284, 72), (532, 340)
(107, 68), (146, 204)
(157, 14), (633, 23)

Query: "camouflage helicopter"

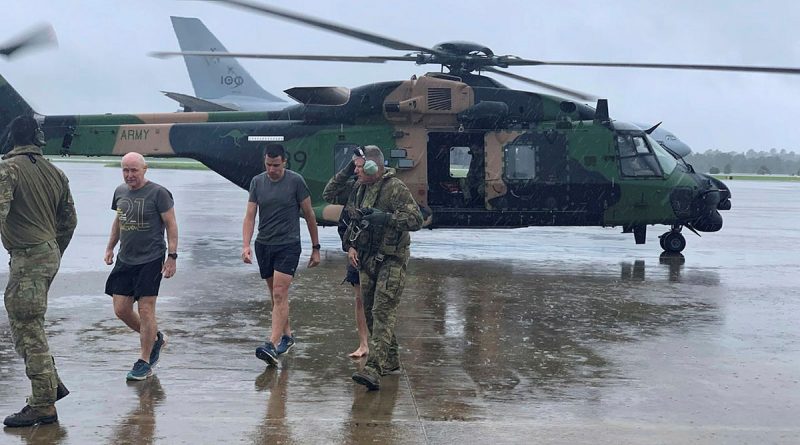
(4, 2), (799, 253)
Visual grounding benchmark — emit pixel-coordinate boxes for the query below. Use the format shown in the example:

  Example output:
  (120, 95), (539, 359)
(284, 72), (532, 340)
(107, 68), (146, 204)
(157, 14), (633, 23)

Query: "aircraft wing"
(161, 91), (236, 112)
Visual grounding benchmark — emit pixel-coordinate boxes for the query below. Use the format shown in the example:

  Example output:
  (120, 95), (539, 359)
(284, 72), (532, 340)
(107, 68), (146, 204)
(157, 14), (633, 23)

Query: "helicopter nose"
(692, 208), (724, 232)
(690, 174), (730, 232)
(707, 176), (732, 211)
(702, 189), (721, 208)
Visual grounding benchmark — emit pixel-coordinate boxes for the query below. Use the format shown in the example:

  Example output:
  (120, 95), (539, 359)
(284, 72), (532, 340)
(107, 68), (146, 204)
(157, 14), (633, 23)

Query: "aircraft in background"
(164, 16), (694, 157)
(162, 16), (288, 112)
(635, 122), (693, 158)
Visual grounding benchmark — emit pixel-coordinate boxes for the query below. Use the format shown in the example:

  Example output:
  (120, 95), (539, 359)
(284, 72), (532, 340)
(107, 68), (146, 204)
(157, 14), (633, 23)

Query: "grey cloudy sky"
(2, 0), (799, 153)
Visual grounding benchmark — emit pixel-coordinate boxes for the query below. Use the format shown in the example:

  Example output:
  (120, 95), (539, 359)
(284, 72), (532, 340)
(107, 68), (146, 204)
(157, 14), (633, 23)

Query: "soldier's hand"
(104, 249), (114, 265)
(348, 247), (359, 268)
(242, 246), (253, 264)
(343, 158), (356, 175)
(360, 208), (391, 226)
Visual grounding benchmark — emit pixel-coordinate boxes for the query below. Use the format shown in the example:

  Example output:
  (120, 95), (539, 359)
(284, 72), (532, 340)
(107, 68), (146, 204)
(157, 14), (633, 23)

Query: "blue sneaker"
(149, 331), (166, 368)
(255, 342), (278, 366)
(276, 334), (295, 355)
(126, 359), (152, 381)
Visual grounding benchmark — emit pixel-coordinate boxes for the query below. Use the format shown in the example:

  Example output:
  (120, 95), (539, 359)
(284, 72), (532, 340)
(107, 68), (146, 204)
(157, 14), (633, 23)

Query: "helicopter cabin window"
(616, 134), (662, 177)
(448, 146), (471, 178)
(333, 143), (360, 174)
(504, 144), (536, 180)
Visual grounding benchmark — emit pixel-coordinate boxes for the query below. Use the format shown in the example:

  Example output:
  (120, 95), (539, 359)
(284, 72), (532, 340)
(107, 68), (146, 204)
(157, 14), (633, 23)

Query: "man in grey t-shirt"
(104, 153), (178, 381)
(243, 144), (320, 366)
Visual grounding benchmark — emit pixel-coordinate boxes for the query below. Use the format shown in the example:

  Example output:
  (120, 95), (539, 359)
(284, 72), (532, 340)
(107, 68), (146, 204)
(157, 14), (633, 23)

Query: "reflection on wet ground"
(1, 164), (799, 444)
(108, 377), (165, 445)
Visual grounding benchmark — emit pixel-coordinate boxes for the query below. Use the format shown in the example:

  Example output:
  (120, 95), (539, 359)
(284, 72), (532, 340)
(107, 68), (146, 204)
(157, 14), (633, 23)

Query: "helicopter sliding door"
(503, 131), (569, 209)
(425, 129), (615, 228)
(496, 130), (613, 226)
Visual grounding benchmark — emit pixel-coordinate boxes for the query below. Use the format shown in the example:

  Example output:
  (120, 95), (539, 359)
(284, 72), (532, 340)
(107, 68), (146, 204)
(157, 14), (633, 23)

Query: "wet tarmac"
(1, 163), (798, 444)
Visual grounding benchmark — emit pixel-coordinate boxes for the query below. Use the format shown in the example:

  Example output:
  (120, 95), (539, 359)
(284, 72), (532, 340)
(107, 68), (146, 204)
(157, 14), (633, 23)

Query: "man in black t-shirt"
(243, 144), (321, 366)
(104, 152), (178, 381)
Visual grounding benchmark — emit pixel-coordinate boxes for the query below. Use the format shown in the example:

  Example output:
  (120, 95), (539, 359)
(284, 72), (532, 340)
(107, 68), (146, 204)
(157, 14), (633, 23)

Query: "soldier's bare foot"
(348, 346), (368, 358)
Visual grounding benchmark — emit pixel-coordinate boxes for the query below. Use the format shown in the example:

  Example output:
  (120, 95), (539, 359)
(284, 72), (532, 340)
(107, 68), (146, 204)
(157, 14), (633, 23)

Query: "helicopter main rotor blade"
(0, 23), (57, 58)
(209, 0), (437, 54)
(503, 59), (800, 75)
(484, 67), (597, 102)
(150, 50), (416, 64)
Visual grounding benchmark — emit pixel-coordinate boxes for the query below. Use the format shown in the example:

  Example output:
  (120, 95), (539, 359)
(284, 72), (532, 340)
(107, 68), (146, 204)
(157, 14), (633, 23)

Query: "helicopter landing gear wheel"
(660, 231), (686, 253)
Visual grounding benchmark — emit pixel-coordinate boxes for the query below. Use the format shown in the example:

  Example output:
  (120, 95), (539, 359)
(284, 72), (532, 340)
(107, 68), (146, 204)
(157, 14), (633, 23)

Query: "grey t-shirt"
(112, 181), (174, 265)
(248, 170), (310, 246)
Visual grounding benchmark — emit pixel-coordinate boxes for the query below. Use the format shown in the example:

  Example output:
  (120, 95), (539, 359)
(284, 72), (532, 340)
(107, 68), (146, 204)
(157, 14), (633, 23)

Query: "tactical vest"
(342, 177), (410, 259)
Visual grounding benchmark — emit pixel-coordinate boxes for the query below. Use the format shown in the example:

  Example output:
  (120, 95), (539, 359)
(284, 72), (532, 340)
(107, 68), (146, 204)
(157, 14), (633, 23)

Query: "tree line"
(683, 149), (800, 175)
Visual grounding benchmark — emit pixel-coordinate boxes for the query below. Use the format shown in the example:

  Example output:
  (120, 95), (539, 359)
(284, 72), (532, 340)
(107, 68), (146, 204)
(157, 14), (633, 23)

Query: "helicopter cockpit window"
(504, 144), (537, 180)
(617, 134), (637, 157)
(647, 134), (678, 175)
(633, 136), (649, 154)
(616, 134), (662, 177)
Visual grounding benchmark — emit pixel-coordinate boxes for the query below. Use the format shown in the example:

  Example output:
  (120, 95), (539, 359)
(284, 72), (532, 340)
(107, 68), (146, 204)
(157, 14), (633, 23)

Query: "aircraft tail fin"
(170, 16), (284, 103)
(0, 73), (35, 133)
(0, 74), (37, 152)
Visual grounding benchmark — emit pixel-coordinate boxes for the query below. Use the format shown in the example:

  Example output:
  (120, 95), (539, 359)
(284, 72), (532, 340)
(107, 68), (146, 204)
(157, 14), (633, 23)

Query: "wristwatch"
(312, 244), (321, 250)
(167, 252), (178, 259)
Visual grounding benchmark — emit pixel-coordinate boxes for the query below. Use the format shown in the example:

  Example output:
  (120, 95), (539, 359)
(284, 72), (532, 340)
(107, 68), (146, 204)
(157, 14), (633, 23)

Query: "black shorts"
(254, 241), (301, 279)
(343, 263), (360, 286)
(105, 257), (164, 300)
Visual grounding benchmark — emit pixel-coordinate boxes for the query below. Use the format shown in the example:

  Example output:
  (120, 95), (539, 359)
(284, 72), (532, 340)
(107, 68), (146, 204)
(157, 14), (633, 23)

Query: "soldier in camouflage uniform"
(323, 145), (422, 390)
(0, 115), (77, 427)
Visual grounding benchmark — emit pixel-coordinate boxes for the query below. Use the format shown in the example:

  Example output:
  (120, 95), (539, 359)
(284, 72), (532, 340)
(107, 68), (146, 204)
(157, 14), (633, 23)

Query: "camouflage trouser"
(359, 251), (408, 377)
(4, 239), (63, 408)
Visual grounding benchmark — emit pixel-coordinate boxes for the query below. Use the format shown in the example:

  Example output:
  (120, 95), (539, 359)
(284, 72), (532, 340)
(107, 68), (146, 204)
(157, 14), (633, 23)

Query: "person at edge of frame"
(1, 115), (77, 428)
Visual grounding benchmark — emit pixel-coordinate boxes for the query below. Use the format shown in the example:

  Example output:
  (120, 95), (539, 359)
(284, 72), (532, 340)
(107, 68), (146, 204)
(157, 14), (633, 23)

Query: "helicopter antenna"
(594, 99), (610, 124)
(644, 122), (663, 134)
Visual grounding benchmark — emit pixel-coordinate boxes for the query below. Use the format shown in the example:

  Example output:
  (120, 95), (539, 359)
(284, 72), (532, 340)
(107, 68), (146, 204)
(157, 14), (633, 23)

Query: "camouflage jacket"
(0, 145), (77, 253)
(323, 166), (422, 257)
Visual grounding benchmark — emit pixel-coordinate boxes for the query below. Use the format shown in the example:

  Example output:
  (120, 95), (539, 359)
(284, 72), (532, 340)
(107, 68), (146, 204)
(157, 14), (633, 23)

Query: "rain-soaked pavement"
(1, 162), (798, 444)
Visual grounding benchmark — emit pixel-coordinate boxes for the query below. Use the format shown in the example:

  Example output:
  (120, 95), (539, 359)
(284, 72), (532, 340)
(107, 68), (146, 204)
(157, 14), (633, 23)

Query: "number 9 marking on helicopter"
(286, 150), (307, 171)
